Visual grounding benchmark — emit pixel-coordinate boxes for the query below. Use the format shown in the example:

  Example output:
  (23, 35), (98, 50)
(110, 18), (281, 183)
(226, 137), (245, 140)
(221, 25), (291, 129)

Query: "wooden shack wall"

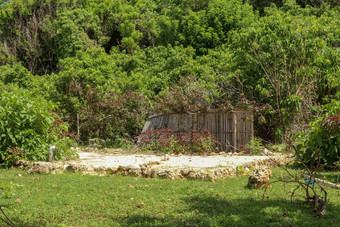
(142, 110), (253, 151)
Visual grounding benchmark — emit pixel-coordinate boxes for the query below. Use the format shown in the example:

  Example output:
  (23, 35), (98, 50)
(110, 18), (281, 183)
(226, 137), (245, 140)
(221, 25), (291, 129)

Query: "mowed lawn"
(0, 168), (339, 226)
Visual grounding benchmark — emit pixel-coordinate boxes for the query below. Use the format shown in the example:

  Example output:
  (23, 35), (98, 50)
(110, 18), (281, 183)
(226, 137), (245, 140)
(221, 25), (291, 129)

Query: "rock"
(196, 171), (207, 180)
(248, 167), (272, 189)
(261, 148), (275, 156)
(106, 167), (118, 175)
(205, 171), (216, 182)
(141, 167), (158, 178)
(243, 154), (294, 169)
(161, 154), (170, 161)
(180, 169), (197, 179)
(28, 162), (53, 174)
(70, 147), (80, 151)
(118, 165), (142, 176)
(225, 167), (236, 177)
(137, 202), (144, 208)
(14, 160), (32, 170)
(157, 170), (175, 179)
(52, 163), (65, 174)
(117, 165), (131, 176)
(66, 164), (88, 173)
(113, 148), (124, 152)
(94, 166), (107, 175)
(84, 147), (98, 152)
(129, 168), (142, 177)
(214, 168), (228, 178)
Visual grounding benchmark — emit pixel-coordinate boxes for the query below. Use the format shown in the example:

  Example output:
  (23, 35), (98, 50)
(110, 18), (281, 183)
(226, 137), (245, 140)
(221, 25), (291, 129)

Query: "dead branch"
(262, 148), (331, 218)
(305, 174), (340, 190)
(0, 205), (15, 227)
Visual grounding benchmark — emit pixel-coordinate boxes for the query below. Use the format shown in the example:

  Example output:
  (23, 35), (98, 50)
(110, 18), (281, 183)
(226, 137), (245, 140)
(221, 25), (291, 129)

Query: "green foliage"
(0, 0), (338, 148)
(52, 48), (127, 131)
(54, 8), (107, 59)
(154, 76), (213, 113)
(138, 129), (220, 154)
(230, 2), (339, 141)
(0, 84), (76, 167)
(117, 45), (200, 96)
(174, 0), (257, 54)
(268, 143), (288, 153)
(245, 137), (264, 155)
(294, 100), (340, 168)
(0, 62), (32, 87)
(80, 91), (150, 146)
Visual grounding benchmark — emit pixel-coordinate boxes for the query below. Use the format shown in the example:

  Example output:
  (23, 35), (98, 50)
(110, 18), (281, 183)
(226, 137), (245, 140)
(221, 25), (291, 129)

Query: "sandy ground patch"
(73, 152), (271, 169)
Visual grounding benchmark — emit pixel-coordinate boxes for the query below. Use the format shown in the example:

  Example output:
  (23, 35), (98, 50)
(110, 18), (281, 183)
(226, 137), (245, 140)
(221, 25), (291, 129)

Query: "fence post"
(77, 113), (80, 144)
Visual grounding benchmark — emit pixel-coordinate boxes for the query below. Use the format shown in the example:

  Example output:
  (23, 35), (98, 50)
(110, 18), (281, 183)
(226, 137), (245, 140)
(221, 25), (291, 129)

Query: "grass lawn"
(0, 168), (339, 226)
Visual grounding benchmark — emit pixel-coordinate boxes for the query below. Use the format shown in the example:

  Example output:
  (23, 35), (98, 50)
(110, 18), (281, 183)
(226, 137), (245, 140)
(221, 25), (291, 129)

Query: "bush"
(138, 129), (220, 154)
(154, 76), (213, 114)
(244, 137), (264, 155)
(0, 85), (77, 167)
(79, 91), (150, 146)
(294, 100), (340, 169)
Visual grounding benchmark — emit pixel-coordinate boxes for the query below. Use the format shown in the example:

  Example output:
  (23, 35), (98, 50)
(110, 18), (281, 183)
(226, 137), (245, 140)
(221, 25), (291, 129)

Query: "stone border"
(14, 154), (294, 181)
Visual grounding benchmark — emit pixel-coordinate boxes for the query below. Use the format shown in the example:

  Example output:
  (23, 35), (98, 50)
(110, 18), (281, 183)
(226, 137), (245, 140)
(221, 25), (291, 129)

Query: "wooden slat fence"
(142, 109), (254, 151)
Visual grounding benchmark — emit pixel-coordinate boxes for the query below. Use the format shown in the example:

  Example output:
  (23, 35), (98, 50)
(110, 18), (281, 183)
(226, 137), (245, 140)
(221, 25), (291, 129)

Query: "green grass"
(0, 168), (339, 226)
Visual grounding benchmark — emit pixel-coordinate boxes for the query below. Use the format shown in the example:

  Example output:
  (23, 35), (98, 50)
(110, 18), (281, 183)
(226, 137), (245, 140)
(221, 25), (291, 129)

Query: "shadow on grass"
(118, 195), (340, 227)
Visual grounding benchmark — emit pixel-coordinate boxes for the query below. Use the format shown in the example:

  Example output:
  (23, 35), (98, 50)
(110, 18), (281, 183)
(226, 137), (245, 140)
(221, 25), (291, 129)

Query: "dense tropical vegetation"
(0, 0), (339, 166)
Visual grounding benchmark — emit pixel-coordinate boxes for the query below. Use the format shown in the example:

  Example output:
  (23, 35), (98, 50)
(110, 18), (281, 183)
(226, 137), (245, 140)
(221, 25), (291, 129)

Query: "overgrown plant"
(261, 101), (339, 218)
(0, 0), (338, 149)
(263, 148), (339, 219)
(264, 166), (329, 218)
(154, 76), (249, 114)
(0, 85), (77, 167)
(79, 91), (150, 147)
(154, 76), (213, 114)
(244, 137), (264, 155)
(294, 100), (340, 169)
(231, 2), (339, 142)
(138, 129), (220, 154)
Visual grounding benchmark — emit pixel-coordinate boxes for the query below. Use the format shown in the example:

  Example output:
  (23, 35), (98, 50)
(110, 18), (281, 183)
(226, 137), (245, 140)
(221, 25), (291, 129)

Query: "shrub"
(244, 137), (264, 155)
(138, 129), (220, 154)
(79, 91), (150, 147)
(0, 85), (77, 167)
(154, 76), (212, 114)
(294, 100), (340, 169)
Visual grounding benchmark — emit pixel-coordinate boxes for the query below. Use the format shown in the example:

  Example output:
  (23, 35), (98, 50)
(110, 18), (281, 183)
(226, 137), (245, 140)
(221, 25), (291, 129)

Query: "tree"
(230, 3), (339, 141)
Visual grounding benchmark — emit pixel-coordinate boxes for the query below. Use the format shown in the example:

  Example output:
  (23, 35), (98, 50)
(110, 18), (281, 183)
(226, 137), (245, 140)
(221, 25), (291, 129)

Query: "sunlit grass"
(0, 168), (339, 226)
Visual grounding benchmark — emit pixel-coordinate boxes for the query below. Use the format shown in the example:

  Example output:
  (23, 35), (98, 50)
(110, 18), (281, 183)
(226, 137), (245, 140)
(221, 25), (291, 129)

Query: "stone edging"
(14, 154), (294, 181)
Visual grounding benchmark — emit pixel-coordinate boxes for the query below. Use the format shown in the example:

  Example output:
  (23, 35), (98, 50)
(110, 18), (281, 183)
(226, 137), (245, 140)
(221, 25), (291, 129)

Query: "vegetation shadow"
(118, 195), (340, 226)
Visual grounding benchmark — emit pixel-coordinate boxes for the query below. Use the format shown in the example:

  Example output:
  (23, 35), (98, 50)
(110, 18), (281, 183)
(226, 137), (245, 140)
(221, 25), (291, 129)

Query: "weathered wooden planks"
(142, 109), (254, 151)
